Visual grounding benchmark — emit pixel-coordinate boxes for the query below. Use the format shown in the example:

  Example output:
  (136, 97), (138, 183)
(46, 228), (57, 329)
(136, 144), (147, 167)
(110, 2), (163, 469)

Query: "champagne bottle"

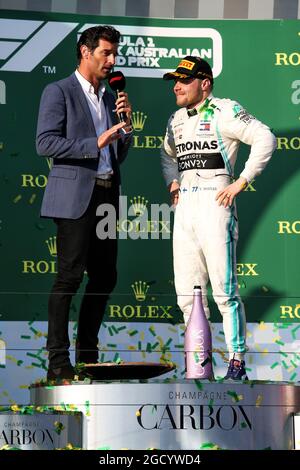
(184, 286), (213, 379)
(0, 338), (5, 366)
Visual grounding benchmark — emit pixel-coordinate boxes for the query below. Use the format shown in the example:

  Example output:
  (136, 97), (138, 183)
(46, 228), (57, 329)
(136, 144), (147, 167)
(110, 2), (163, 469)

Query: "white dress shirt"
(75, 69), (113, 178)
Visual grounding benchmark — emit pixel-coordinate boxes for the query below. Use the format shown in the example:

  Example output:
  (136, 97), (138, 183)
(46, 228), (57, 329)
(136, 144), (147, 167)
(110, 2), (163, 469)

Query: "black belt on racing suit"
(177, 153), (225, 172)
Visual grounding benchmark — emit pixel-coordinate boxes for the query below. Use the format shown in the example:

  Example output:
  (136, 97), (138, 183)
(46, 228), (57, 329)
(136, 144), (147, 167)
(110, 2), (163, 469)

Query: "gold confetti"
(258, 321), (268, 331)
(256, 395), (263, 407)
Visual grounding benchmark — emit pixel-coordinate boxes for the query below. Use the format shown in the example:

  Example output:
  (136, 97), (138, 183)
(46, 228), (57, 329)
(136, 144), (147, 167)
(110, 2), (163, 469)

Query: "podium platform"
(30, 380), (300, 450)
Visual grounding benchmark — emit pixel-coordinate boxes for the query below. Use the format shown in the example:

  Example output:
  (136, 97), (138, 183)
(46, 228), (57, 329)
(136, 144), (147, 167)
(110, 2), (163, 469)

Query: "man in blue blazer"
(36, 25), (132, 381)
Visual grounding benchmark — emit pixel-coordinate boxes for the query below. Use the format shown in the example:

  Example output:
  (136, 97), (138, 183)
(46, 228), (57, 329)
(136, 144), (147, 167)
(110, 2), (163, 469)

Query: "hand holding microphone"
(108, 71), (132, 131)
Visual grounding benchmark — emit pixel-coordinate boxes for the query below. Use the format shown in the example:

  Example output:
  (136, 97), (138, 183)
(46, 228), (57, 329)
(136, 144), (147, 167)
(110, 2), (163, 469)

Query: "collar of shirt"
(75, 69), (106, 98)
(187, 93), (214, 117)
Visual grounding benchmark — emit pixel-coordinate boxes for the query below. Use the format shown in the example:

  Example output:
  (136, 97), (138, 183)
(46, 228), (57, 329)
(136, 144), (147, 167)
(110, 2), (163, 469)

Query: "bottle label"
(191, 329), (205, 375)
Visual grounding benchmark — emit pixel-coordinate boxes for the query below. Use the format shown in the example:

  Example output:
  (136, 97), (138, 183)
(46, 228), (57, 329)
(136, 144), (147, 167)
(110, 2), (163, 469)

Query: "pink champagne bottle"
(184, 286), (213, 379)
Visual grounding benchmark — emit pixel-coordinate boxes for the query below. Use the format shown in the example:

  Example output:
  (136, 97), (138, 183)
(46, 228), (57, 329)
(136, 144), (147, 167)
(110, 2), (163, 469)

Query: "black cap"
(163, 56), (213, 83)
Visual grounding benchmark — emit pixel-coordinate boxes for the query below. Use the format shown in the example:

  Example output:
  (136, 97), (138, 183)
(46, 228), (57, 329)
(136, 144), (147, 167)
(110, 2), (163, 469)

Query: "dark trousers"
(47, 184), (118, 368)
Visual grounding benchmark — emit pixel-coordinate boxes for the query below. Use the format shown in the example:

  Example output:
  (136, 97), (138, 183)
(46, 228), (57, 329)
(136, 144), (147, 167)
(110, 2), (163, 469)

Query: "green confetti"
(149, 326), (156, 337)
(270, 362), (279, 369)
(290, 372), (297, 381)
(201, 356), (212, 367)
(117, 326), (126, 332)
(174, 344), (184, 348)
(200, 442), (215, 449)
(106, 343), (117, 348)
(128, 329), (138, 336)
(108, 326), (114, 336)
(279, 351), (288, 358)
(54, 421), (65, 435)
(194, 379), (203, 390)
(13, 195), (22, 203)
(227, 390), (239, 402)
(100, 353), (105, 362)
(275, 340), (285, 346)
(282, 361), (288, 370)
(85, 401), (90, 416)
(113, 353), (121, 363)
(26, 352), (39, 359)
(20, 335), (31, 339)
(29, 327), (39, 335)
(291, 325), (300, 339)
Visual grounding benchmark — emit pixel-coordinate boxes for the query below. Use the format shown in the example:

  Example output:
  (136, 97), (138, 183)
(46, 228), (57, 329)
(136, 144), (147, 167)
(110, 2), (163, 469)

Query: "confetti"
(227, 390), (239, 402)
(149, 326), (156, 337)
(270, 362), (279, 369)
(291, 325), (300, 339)
(255, 395), (263, 407)
(290, 372), (297, 381)
(54, 421), (65, 435)
(128, 329), (138, 337)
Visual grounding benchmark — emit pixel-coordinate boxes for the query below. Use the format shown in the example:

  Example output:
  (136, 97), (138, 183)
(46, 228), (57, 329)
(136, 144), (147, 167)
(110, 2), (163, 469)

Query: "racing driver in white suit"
(161, 56), (276, 380)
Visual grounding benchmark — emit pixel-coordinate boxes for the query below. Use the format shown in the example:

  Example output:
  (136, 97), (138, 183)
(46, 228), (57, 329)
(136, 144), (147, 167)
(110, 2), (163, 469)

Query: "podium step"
(30, 380), (300, 450)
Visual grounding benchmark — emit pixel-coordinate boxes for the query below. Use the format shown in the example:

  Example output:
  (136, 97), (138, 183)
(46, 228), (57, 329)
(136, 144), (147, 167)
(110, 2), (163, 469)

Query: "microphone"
(107, 71), (127, 122)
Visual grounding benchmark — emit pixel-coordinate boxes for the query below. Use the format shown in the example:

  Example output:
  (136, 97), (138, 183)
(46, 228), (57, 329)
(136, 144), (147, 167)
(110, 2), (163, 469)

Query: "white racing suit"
(161, 95), (276, 358)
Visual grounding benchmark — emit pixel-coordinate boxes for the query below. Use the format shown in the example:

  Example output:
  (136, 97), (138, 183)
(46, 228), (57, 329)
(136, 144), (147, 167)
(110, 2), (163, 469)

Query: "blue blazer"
(36, 73), (131, 219)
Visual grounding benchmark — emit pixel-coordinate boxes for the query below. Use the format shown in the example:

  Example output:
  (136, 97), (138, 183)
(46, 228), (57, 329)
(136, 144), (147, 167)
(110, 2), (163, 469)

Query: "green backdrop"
(0, 11), (299, 327)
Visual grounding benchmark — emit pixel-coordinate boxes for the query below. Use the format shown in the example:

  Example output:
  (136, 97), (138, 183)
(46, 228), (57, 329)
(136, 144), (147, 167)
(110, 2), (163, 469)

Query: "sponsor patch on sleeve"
(234, 109), (255, 124)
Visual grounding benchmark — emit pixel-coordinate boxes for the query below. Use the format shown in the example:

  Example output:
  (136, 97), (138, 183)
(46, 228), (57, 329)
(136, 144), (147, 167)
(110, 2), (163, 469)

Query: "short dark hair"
(77, 25), (121, 62)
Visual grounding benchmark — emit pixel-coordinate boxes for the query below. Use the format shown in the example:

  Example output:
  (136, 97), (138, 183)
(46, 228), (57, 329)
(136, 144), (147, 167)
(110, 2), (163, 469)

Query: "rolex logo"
(131, 281), (150, 302)
(45, 236), (57, 257)
(130, 195), (148, 217)
(132, 111), (147, 132)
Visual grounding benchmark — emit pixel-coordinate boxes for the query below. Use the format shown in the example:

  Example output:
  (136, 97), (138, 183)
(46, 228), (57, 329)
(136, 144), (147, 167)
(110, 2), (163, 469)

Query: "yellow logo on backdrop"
(280, 305), (300, 319)
(131, 281), (150, 302)
(22, 235), (57, 274)
(277, 221), (300, 234)
(129, 196), (148, 217)
(132, 111), (147, 132)
(179, 59), (194, 70)
(277, 136), (300, 150)
(236, 263), (258, 276)
(108, 281), (173, 320)
(45, 236), (57, 257)
(131, 107), (163, 149)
